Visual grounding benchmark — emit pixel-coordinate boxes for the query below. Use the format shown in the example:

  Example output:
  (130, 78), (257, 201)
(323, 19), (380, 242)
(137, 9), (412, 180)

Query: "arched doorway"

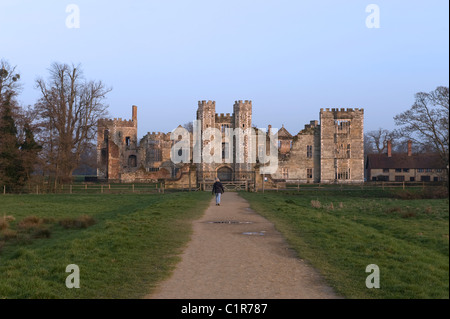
(217, 166), (233, 181)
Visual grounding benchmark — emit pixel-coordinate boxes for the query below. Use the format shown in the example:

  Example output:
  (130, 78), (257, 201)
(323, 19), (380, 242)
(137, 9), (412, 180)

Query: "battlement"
(320, 107), (364, 114)
(215, 113), (232, 122)
(145, 131), (171, 140)
(198, 100), (216, 108)
(98, 117), (136, 128)
(304, 120), (319, 130)
(234, 100), (252, 108)
(98, 105), (137, 128)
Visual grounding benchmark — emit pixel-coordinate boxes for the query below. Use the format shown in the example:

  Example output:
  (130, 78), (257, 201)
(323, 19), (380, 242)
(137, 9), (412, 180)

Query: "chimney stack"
(132, 105), (137, 122)
(387, 140), (392, 157)
(407, 140), (412, 156)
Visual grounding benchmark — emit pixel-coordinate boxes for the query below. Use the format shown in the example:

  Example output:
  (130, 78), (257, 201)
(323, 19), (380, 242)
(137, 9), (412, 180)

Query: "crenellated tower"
(97, 105), (138, 180)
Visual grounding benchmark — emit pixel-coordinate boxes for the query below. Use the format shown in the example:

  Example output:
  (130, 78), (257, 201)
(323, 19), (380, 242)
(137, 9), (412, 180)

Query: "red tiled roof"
(366, 153), (445, 169)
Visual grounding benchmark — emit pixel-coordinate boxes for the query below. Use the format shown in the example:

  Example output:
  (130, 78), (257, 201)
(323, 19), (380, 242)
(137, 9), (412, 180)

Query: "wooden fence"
(2, 180), (446, 195)
(258, 181), (445, 192)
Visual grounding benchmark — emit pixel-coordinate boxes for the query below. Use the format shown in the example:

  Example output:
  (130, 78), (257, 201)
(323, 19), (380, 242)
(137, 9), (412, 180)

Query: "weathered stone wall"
(320, 108), (364, 183)
(270, 124), (320, 183)
(97, 105), (138, 180)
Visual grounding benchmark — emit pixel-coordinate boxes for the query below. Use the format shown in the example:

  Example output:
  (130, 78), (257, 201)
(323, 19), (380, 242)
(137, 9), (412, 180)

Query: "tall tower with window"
(97, 105), (138, 180)
(319, 108), (364, 183)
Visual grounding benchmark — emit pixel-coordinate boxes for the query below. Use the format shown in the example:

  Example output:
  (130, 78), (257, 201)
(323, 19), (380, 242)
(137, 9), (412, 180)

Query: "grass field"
(239, 189), (449, 299)
(0, 192), (211, 298)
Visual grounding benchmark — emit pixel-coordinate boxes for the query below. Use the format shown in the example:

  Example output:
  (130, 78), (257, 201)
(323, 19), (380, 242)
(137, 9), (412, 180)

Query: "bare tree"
(34, 62), (111, 183)
(0, 59), (22, 99)
(366, 128), (397, 154)
(394, 86), (449, 182)
(183, 121), (193, 133)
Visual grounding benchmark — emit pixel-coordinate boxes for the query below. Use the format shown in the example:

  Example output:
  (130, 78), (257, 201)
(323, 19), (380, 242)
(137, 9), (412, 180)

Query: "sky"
(0, 0), (448, 139)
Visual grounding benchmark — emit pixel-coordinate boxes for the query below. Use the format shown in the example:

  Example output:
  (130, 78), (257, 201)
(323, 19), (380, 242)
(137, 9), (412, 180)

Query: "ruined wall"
(271, 122), (320, 183)
(97, 105), (138, 181)
(320, 108), (364, 183)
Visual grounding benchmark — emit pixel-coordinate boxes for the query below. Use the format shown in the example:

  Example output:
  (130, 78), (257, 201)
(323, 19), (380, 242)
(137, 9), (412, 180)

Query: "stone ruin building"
(97, 101), (364, 188)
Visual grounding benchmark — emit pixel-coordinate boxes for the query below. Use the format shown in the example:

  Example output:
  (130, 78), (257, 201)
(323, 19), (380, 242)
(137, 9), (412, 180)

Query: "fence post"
(70, 184), (73, 194)
(132, 184), (135, 193)
(36, 185), (39, 195)
(402, 181), (405, 190)
(101, 185), (103, 194)
(297, 179), (299, 192)
(3, 185), (5, 195)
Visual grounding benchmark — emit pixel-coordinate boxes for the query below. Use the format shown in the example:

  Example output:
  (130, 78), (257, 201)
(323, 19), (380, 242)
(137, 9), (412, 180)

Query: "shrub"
(59, 215), (96, 229)
(1, 229), (18, 241)
(394, 187), (448, 200)
(386, 206), (402, 214)
(400, 211), (417, 218)
(18, 216), (43, 230)
(311, 200), (321, 208)
(0, 218), (9, 231)
(32, 227), (51, 239)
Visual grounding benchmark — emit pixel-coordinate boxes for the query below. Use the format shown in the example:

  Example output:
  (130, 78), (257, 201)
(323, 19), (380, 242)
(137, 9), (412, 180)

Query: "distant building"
(366, 140), (446, 182)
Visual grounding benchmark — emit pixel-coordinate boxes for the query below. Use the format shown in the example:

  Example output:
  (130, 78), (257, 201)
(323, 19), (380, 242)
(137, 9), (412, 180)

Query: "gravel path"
(146, 192), (340, 299)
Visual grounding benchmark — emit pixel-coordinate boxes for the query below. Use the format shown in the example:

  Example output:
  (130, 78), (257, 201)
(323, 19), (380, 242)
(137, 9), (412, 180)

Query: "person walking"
(212, 177), (225, 206)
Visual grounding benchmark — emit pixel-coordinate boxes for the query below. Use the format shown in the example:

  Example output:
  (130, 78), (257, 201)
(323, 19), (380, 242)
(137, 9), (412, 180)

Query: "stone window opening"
(282, 168), (289, 179)
(126, 137), (131, 146)
(221, 124), (229, 133)
(149, 148), (162, 162)
(335, 168), (350, 180)
(128, 155), (137, 168)
(307, 145), (313, 158)
(307, 168), (313, 179)
(335, 120), (351, 134)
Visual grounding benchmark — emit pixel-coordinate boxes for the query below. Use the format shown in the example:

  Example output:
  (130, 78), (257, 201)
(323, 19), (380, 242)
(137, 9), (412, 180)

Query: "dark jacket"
(212, 181), (225, 194)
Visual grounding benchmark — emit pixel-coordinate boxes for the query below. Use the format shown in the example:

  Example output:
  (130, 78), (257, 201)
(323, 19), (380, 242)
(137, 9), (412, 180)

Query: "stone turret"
(97, 105), (139, 180)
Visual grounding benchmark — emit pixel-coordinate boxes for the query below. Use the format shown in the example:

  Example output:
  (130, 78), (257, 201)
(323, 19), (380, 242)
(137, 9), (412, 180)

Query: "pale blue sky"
(1, 0), (448, 138)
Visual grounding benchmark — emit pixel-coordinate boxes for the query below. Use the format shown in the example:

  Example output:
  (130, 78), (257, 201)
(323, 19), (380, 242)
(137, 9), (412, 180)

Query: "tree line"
(0, 59), (111, 192)
(364, 86), (448, 170)
(0, 58), (448, 191)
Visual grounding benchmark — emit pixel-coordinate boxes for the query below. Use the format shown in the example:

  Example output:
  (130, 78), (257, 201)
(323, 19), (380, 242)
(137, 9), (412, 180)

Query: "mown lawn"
(0, 192), (211, 298)
(239, 189), (449, 299)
